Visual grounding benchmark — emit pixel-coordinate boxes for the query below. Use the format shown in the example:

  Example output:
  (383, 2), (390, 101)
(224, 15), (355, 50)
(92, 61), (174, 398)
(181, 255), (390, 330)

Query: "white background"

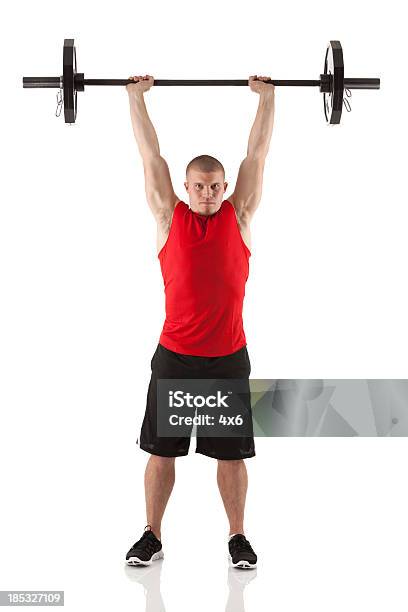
(1, 0), (407, 610)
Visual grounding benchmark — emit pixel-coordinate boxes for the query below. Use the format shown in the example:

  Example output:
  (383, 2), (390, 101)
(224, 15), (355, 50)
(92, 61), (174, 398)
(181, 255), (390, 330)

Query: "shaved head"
(184, 156), (228, 217)
(186, 155), (225, 180)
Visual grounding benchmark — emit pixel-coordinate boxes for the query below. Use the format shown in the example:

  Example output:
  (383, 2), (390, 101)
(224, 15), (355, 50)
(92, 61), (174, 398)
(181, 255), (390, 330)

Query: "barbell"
(22, 38), (380, 125)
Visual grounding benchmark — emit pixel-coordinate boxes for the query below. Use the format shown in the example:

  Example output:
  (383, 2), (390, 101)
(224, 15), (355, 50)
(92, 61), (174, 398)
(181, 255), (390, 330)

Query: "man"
(125, 74), (275, 569)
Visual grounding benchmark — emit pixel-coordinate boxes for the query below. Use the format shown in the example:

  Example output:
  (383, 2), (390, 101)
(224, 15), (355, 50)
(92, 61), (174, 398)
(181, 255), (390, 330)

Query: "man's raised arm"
(126, 75), (179, 216)
(246, 75), (275, 160)
(229, 76), (275, 221)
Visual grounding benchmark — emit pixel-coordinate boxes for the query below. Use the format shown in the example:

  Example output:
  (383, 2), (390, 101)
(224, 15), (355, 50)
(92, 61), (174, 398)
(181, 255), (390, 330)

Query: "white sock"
(228, 533), (239, 542)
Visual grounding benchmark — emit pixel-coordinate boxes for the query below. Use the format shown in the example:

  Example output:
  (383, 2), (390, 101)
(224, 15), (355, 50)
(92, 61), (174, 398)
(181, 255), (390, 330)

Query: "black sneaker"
(126, 525), (164, 566)
(228, 534), (257, 569)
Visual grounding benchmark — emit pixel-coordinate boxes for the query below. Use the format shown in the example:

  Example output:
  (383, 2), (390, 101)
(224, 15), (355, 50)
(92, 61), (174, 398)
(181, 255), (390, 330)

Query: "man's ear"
(184, 182), (188, 192)
(224, 182), (228, 191)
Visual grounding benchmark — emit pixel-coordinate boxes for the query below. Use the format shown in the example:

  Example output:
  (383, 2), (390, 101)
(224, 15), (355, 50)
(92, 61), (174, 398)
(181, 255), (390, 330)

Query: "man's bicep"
(229, 156), (265, 221)
(143, 155), (180, 217)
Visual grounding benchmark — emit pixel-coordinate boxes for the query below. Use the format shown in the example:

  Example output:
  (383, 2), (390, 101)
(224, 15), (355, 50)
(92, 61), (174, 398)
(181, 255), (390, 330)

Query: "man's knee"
(149, 455), (176, 467)
(217, 459), (244, 467)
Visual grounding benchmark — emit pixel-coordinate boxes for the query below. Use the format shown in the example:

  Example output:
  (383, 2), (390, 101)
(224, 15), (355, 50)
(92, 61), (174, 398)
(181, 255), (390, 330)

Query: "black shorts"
(138, 343), (255, 460)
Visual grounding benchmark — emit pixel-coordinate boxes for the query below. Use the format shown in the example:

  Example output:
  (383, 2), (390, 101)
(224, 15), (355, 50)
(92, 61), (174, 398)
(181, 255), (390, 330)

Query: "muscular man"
(125, 74), (274, 569)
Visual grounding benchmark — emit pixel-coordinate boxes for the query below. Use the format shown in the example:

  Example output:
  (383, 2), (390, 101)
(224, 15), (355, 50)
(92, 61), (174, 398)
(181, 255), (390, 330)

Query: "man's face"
(184, 170), (228, 216)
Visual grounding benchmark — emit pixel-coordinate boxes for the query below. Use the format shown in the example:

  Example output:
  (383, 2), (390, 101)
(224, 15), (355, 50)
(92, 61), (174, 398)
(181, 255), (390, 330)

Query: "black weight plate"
(63, 39), (77, 124)
(323, 40), (344, 125)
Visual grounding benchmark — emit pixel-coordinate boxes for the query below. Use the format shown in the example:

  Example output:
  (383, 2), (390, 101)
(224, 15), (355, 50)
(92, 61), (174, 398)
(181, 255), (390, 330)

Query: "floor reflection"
(124, 561), (166, 612)
(124, 561), (257, 612)
(226, 567), (257, 612)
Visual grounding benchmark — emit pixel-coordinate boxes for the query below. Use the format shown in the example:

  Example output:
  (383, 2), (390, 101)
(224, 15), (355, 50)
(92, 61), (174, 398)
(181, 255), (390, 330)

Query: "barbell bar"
(22, 39), (380, 125)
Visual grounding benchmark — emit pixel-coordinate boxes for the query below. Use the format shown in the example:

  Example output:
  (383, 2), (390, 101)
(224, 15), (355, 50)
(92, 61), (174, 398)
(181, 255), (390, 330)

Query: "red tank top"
(157, 200), (251, 357)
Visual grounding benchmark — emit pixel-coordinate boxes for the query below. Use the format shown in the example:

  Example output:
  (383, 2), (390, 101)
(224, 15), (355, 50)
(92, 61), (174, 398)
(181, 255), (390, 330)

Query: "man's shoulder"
(224, 198), (250, 226)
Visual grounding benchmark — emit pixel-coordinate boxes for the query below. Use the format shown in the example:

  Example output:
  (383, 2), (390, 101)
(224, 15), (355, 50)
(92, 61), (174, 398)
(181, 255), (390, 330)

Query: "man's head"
(184, 155), (228, 216)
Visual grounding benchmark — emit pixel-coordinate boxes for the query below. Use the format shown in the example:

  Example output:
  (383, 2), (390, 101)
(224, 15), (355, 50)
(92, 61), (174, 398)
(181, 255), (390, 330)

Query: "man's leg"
(145, 455), (176, 540)
(216, 459), (248, 535)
